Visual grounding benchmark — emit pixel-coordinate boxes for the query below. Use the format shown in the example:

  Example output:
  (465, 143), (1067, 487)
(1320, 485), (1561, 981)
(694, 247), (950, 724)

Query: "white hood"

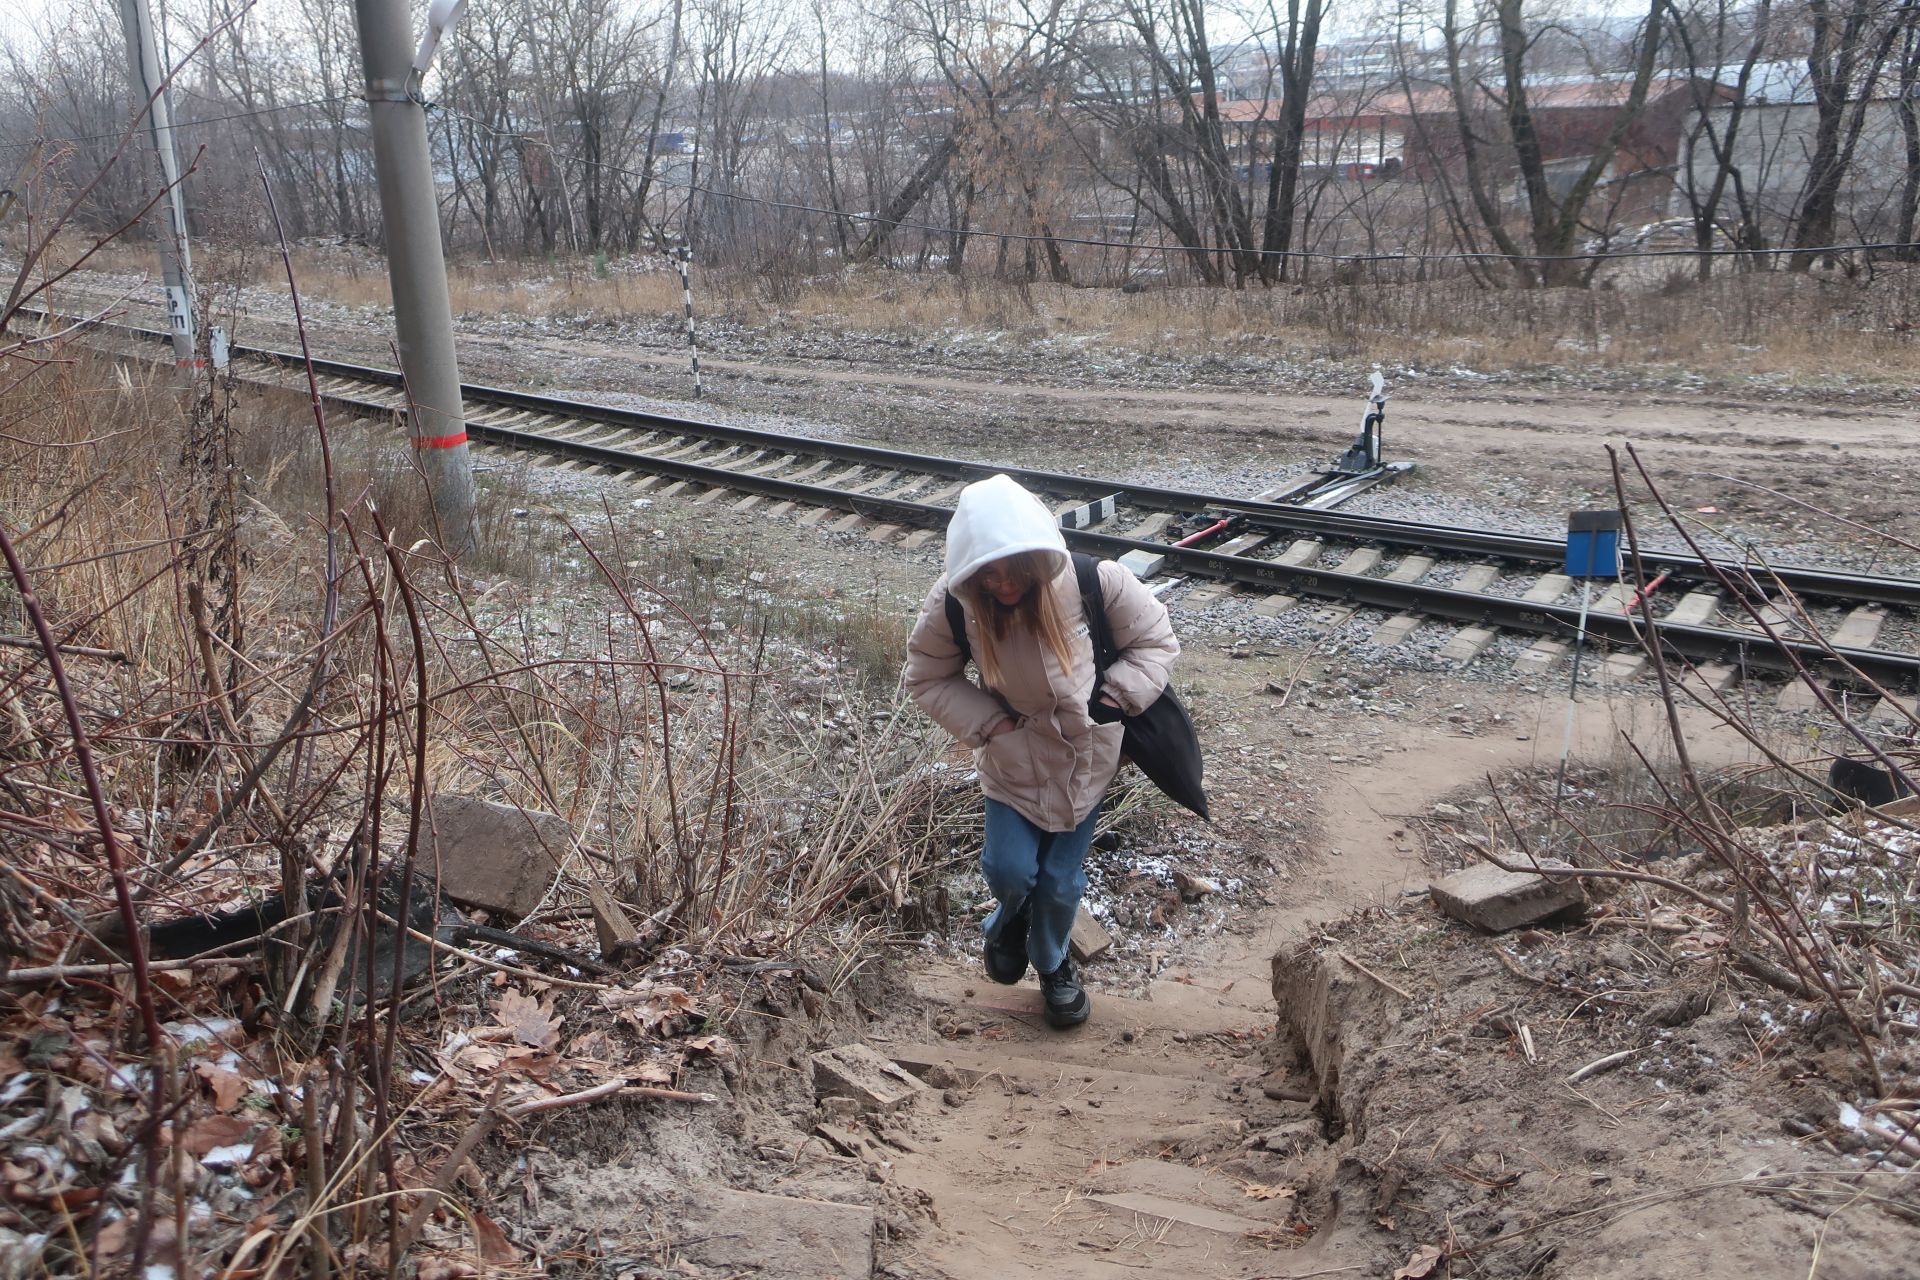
(944, 474), (1068, 589)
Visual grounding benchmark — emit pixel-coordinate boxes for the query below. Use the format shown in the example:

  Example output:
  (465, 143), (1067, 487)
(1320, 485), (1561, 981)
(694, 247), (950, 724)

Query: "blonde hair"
(954, 551), (1078, 689)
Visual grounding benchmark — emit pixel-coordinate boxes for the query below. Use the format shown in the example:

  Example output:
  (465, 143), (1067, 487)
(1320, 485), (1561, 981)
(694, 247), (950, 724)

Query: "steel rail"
(449, 406), (1920, 685)
(40, 306), (1920, 617)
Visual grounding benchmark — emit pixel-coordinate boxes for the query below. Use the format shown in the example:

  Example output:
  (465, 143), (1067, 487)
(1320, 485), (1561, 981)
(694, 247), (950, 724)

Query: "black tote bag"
(1073, 555), (1210, 820)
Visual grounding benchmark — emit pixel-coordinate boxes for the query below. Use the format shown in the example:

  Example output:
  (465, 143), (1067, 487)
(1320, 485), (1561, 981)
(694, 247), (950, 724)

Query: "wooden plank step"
(1087, 1192), (1272, 1237)
(1213, 533), (1269, 558)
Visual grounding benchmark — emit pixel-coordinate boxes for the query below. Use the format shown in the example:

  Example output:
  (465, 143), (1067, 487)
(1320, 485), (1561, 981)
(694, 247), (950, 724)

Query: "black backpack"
(944, 553), (1209, 820)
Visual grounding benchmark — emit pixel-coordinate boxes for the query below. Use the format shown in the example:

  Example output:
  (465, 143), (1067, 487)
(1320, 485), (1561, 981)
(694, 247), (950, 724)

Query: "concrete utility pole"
(351, 0), (477, 556)
(117, 0), (197, 367)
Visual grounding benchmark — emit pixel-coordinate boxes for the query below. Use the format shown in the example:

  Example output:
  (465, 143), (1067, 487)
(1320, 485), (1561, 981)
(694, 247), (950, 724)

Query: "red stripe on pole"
(410, 431), (469, 449)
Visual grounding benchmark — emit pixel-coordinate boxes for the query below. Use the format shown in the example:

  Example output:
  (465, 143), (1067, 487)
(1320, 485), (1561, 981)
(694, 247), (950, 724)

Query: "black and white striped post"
(674, 244), (704, 398)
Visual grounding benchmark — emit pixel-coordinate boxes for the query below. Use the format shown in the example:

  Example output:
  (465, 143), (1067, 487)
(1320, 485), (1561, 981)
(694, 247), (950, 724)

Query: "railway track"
(40, 308), (1920, 710)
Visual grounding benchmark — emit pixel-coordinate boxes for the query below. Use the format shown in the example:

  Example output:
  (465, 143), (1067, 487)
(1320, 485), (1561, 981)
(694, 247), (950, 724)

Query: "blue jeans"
(980, 798), (1101, 975)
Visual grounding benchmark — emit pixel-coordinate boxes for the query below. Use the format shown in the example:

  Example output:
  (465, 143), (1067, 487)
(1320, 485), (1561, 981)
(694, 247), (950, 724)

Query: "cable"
(434, 104), (1917, 267)
(0, 94), (359, 154)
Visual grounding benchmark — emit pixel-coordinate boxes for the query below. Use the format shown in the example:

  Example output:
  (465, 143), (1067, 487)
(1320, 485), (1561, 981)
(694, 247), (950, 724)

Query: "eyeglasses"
(975, 562), (1032, 591)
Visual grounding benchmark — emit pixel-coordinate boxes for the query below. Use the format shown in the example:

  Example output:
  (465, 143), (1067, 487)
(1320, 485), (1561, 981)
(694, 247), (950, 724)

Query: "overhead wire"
(0, 94), (360, 154)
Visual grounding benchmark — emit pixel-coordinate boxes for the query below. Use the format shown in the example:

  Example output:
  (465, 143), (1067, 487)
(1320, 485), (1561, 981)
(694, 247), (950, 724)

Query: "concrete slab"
(827, 512), (867, 533)
(1871, 693), (1917, 728)
(900, 528), (938, 550)
(1664, 591), (1721, 626)
(1277, 540), (1322, 567)
(1513, 638), (1568, 675)
(1252, 594), (1296, 618)
(1775, 679), (1827, 713)
(425, 794), (572, 918)
(1430, 860), (1585, 933)
(1184, 582), (1232, 608)
(1122, 513), (1174, 540)
(1334, 547), (1382, 576)
(1603, 651), (1646, 683)
(1456, 564), (1500, 593)
(1385, 555), (1435, 583)
(655, 480), (689, 498)
(1372, 612), (1423, 646)
(674, 1186), (875, 1280)
(1680, 662), (1739, 696)
(731, 494), (763, 513)
(1438, 625), (1498, 665)
(1521, 573), (1571, 604)
(1118, 549), (1166, 578)
(1835, 607), (1887, 650)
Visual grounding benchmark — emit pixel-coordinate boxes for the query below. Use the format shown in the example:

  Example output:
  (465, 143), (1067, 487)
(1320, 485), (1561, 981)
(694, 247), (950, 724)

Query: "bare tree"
(1788, 0), (1905, 268)
(1434, 0), (1666, 286)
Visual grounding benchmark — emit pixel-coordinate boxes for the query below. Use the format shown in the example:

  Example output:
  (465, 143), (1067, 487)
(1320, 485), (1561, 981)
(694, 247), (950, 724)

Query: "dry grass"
(71, 239), (1920, 389)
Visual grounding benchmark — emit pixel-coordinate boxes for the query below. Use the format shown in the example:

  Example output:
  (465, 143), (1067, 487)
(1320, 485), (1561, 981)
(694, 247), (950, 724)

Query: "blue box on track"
(1565, 510), (1622, 579)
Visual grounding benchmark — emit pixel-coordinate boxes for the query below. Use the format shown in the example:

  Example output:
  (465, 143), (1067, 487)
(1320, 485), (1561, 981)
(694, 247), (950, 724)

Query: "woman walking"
(904, 474), (1179, 1028)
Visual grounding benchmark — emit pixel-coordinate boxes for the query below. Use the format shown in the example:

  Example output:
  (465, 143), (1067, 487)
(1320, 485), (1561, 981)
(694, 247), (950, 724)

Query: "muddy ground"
(52, 273), (1920, 1278)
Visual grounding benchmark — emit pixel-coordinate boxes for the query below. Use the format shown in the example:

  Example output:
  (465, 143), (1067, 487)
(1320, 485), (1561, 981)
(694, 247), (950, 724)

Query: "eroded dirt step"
(875, 1016), (1316, 1278)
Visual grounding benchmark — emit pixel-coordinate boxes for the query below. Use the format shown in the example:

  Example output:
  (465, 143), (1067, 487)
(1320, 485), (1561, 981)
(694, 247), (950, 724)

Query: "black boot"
(1040, 956), (1090, 1028)
(983, 903), (1030, 985)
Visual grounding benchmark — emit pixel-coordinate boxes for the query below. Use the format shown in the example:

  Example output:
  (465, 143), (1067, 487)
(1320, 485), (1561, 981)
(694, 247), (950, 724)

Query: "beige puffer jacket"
(902, 476), (1179, 833)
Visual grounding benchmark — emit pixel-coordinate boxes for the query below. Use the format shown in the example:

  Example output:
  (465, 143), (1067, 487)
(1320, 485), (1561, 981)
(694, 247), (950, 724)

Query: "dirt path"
(877, 690), (1775, 1279)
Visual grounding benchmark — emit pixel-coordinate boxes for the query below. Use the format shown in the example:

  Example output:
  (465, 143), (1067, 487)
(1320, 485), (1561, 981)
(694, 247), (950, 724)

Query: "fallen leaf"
(1241, 1182), (1296, 1201)
(471, 1210), (518, 1265)
(194, 1062), (249, 1111)
(180, 1113), (255, 1158)
(1393, 1243), (1445, 1279)
(683, 1035), (733, 1059)
(416, 1258), (479, 1280)
(491, 991), (561, 1050)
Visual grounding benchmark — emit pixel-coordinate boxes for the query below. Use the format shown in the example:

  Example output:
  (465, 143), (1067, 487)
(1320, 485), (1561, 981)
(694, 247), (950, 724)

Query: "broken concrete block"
(811, 1044), (930, 1113)
(1069, 905), (1113, 963)
(1429, 860), (1584, 933)
(675, 1186), (876, 1279)
(425, 794), (573, 918)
